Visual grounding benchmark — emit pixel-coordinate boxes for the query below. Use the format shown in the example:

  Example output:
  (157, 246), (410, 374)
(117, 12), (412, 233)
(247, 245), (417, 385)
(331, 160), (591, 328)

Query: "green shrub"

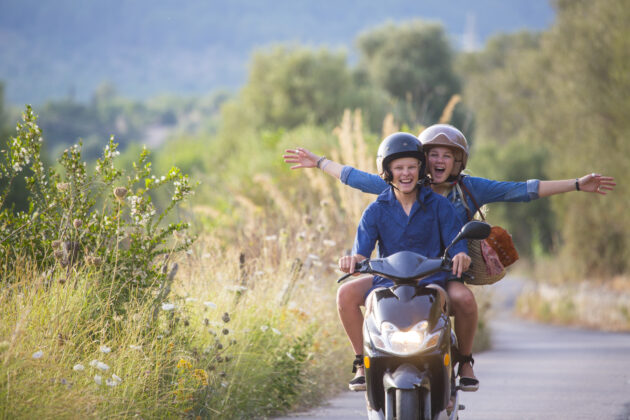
(0, 106), (195, 311)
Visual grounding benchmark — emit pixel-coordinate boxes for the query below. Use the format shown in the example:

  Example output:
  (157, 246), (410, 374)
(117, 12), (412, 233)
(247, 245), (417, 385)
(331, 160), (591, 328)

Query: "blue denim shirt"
(353, 185), (467, 286)
(341, 166), (540, 225)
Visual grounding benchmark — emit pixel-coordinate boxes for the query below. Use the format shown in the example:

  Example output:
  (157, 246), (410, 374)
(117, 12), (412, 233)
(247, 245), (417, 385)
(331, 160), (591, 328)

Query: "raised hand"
(283, 147), (320, 170)
(578, 173), (616, 195)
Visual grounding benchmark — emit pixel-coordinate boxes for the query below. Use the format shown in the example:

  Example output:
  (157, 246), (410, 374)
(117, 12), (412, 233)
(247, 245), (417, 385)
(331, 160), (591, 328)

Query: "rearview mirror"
(458, 221), (491, 241)
(443, 221), (491, 258)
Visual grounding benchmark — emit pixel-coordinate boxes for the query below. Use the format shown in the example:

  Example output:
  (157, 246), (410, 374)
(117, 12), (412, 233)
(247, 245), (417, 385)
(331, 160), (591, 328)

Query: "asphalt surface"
(276, 278), (630, 419)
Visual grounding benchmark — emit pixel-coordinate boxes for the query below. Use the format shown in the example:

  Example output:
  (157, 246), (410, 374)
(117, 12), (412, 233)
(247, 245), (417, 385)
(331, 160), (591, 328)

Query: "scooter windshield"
(368, 251), (443, 282)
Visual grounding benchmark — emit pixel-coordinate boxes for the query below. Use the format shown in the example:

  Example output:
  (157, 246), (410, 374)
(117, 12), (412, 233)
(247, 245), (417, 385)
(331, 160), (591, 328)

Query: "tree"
(239, 46), (359, 129)
(356, 20), (462, 127)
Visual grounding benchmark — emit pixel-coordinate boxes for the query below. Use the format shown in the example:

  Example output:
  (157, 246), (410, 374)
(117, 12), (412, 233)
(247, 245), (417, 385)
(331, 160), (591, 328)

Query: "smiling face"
(389, 156), (421, 194)
(426, 146), (457, 183)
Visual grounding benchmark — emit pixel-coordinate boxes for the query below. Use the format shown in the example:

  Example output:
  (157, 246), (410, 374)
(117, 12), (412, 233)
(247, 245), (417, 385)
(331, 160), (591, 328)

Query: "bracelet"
(316, 156), (327, 169)
(575, 178), (580, 191)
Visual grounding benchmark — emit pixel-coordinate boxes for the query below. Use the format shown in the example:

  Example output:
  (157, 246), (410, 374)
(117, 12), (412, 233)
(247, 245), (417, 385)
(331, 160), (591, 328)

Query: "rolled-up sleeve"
(341, 166), (388, 195)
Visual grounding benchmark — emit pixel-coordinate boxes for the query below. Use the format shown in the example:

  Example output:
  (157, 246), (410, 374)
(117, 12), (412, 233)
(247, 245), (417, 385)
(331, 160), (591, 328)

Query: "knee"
(449, 285), (477, 316)
(337, 283), (360, 310)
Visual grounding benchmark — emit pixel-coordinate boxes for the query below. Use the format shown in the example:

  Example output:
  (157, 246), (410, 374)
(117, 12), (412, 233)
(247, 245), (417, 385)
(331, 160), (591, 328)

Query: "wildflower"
(161, 303), (176, 311)
(297, 231), (306, 241)
(73, 219), (83, 229)
(254, 270), (265, 276)
(222, 328), (230, 335)
(32, 350), (43, 359)
(90, 360), (110, 371)
(107, 374), (123, 386)
(264, 235), (278, 242)
(221, 312), (230, 323)
(185, 297), (198, 303)
(129, 345), (142, 350)
(260, 325), (269, 332)
(286, 352), (295, 360)
(322, 239), (336, 247)
(193, 369), (209, 386)
(99, 345), (111, 354)
(272, 328), (282, 335)
(307, 254), (320, 261)
(56, 182), (69, 192)
(177, 359), (193, 370)
(203, 301), (217, 309)
(73, 364), (85, 371)
(113, 186), (128, 200)
(94, 375), (102, 385)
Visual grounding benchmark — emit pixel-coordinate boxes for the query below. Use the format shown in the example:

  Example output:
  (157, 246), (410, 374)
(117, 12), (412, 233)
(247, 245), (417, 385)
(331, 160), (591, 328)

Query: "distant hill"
(0, 0), (554, 105)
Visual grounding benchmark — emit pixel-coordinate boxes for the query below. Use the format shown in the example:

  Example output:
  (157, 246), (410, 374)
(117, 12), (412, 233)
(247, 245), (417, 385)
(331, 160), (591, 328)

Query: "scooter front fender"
(382, 363), (430, 391)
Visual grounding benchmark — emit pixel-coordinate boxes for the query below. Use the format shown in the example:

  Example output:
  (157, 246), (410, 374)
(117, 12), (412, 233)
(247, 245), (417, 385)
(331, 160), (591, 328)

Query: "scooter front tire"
(395, 389), (419, 420)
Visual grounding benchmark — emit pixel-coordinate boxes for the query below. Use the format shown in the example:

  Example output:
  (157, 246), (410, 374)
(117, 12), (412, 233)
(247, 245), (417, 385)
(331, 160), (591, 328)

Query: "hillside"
(0, 0), (554, 105)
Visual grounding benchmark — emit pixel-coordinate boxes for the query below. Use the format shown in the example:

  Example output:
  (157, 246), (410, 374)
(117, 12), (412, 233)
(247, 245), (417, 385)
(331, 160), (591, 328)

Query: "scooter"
(338, 221), (491, 420)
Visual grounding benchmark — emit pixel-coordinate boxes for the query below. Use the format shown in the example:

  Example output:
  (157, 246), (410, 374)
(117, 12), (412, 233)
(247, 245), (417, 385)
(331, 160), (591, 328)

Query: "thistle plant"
(0, 106), (196, 311)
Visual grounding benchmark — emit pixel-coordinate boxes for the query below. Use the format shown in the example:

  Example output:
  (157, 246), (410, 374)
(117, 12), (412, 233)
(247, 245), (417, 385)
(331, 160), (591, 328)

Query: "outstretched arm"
(283, 147), (388, 195)
(538, 173), (616, 197)
(283, 147), (343, 179)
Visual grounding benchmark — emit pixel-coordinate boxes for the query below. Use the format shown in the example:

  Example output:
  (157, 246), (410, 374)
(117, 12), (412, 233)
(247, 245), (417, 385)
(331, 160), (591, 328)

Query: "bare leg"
(337, 275), (374, 380)
(447, 281), (478, 380)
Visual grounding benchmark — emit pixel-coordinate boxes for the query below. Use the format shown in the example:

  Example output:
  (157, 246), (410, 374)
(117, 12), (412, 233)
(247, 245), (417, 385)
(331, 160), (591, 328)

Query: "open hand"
(283, 147), (320, 170)
(578, 173), (616, 195)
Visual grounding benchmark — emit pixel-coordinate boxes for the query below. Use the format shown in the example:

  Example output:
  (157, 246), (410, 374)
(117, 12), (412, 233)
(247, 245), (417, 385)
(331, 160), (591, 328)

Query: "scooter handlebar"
(336, 260), (368, 283)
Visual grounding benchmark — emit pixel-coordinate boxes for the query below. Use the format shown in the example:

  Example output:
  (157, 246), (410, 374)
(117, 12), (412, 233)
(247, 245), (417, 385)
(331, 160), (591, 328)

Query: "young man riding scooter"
(338, 132), (470, 391)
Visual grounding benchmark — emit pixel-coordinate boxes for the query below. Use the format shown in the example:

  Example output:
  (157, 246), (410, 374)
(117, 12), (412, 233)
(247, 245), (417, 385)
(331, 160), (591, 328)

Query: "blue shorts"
(364, 274), (447, 300)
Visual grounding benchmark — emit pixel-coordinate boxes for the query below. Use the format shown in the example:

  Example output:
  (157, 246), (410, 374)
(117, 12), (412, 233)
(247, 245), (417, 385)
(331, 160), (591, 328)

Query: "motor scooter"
(338, 221), (491, 420)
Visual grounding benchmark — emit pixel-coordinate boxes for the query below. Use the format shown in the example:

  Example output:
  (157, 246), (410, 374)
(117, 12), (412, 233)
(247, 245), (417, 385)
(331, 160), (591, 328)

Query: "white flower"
(307, 253), (320, 261)
(32, 350), (43, 359)
(129, 345), (142, 350)
(73, 364), (85, 371)
(272, 328), (282, 335)
(260, 325), (269, 332)
(90, 360), (110, 371)
(161, 303), (176, 311)
(264, 235), (278, 241)
(185, 297), (198, 303)
(286, 352), (295, 360)
(99, 345), (111, 354)
(221, 382), (228, 388)
(106, 374), (123, 387)
(203, 301), (217, 309)
(94, 375), (102, 385)
(322, 239), (337, 247)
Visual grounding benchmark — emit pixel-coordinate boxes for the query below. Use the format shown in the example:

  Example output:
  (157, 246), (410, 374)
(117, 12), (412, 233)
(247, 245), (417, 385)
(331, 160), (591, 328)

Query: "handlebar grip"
(336, 261), (366, 283)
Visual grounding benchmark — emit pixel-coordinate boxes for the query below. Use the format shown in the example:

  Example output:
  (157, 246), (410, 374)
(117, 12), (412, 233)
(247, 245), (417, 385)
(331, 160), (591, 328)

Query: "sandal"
(457, 354), (479, 392)
(349, 354), (366, 392)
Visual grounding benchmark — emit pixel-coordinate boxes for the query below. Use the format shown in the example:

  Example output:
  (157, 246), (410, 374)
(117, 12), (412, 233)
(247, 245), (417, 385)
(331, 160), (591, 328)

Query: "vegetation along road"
(278, 279), (630, 419)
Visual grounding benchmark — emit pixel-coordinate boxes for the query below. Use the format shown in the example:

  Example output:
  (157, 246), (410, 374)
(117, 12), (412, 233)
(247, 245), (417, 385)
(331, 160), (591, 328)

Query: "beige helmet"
(418, 124), (469, 176)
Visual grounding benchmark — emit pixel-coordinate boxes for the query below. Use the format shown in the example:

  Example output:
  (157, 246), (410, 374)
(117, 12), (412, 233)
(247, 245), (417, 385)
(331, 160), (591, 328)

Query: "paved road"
(278, 278), (630, 419)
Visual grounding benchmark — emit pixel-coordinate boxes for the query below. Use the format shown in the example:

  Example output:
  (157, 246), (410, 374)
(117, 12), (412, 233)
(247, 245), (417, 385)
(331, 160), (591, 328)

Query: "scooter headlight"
(372, 320), (440, 356)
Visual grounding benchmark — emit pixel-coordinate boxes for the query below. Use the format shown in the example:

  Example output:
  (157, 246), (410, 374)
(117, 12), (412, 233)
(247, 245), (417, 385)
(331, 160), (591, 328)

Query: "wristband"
(316, 156), (327, 169)
(575, 179), (580, 191)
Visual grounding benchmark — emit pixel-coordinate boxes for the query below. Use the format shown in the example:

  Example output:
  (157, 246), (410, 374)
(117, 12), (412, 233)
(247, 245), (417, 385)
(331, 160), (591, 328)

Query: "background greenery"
(1, 0), (629, 417)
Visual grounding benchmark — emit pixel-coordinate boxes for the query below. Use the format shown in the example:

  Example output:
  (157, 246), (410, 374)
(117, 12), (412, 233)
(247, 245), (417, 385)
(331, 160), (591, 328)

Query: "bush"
(0, 106), (195, 311)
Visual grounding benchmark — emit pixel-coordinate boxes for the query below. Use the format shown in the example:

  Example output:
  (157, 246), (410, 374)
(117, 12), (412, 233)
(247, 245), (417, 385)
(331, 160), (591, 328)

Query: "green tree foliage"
(356, 20), (462, 127)
(460, 1), (630, 277)
(238, 45), (381, 130)
(535, 0), (630, 276)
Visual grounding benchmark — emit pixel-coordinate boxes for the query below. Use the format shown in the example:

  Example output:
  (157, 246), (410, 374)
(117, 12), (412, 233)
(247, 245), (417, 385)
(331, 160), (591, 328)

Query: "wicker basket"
(465, 239), (506, 285)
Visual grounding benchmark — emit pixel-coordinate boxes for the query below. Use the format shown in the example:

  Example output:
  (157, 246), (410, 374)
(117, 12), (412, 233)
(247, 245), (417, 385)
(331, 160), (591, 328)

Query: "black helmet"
(376, 132), (425, 183)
